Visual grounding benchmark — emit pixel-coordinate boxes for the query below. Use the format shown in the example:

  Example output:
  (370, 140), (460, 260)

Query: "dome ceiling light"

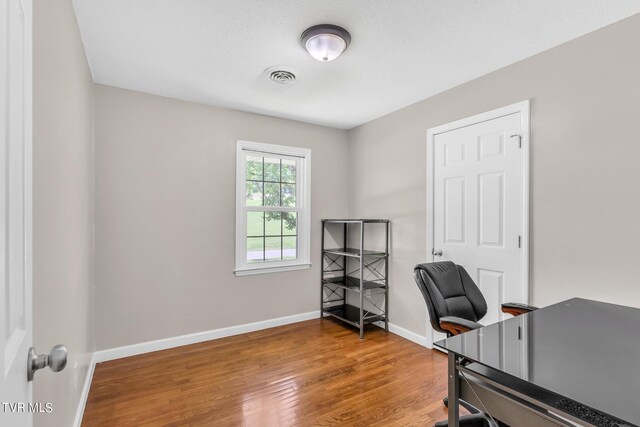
(301, 24), (351, 62)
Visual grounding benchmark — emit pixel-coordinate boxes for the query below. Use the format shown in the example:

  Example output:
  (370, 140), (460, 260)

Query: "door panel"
(444, 176), (465, 243)
(444, 140), (466, 165)
(478, 172), (504, 247)
(477, 268), (504, 325)
(478, 131), (504, 159)
(0, 0), (33, 425)
(433, 112), (525, 333)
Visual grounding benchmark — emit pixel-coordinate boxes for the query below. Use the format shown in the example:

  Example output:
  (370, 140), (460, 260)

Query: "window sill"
(234, 263), (311, 277)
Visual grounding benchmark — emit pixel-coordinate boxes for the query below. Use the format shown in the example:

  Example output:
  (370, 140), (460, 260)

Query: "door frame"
(425, 100), (530, 346)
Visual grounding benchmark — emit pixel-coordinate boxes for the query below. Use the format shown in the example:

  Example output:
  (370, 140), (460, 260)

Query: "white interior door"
(0, 0), (33, 425)
(428, 103), (529, 343)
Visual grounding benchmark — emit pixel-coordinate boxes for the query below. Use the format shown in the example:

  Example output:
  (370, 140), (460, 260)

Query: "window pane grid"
(241, 147), (303, 268)
(245, 156), (296, 209)
(247, 234), (298, 238)
(245, 209), (297, 263)
(245, 206), (299, 212)
(246, 179), (286, 184)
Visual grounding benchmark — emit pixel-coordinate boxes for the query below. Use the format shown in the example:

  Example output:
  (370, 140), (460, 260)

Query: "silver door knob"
(432, 249), (443, 257)
(27, 345), (68, 381)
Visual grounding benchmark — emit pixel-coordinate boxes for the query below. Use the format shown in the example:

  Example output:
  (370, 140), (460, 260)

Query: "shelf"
(323, 248), (387, 258)
(323, 218), (390, 224)
(323, 276), (386, 292)
(322, 304), (385, 327)
(321, 218), (389, 338)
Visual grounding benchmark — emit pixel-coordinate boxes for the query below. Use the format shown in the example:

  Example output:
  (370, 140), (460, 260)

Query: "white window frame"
(235, 140), (311, 276)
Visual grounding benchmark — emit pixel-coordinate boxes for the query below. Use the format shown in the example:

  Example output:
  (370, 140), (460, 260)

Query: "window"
(235, 140), (311, 276)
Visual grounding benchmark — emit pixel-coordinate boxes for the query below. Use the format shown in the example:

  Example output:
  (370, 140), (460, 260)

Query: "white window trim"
(235, 140), (311, 276)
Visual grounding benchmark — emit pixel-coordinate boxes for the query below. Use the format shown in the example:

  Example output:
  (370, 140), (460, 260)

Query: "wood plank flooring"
(82, 319), (450, 426)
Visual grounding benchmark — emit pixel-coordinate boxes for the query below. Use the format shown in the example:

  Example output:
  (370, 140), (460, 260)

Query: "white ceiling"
(73, 1), (640, 129)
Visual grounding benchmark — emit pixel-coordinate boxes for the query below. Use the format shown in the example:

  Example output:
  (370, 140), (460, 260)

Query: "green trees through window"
(245, 155), (298, 262)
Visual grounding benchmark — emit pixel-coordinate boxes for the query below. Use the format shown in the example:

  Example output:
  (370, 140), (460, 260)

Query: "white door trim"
(425, 100), (530, 346)
(0, 0), (34, 423)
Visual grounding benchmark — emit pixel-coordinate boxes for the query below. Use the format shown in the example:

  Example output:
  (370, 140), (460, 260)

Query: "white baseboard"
(389, 322), (432, 349)
(74, 310), (319, 426)
(73, 353), (97, 427)
(93, 309), (320, 363)
(74, 311), (430, 425)
(374, 321), (432, 349)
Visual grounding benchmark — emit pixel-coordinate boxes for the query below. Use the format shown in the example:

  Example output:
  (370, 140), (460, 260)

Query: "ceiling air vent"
(265, 66), (297, 85)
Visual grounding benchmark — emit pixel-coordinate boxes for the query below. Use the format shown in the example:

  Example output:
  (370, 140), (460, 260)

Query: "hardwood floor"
(82, 319), (450, 426)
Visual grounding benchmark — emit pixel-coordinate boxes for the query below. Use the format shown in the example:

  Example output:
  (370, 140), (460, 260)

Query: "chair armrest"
(439, 316), (482, 336)
(501, 302), (538, 317)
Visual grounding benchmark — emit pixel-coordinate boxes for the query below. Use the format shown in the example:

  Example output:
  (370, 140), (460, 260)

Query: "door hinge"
(518, 235), (522, 248)
(510, 134), (522, 148)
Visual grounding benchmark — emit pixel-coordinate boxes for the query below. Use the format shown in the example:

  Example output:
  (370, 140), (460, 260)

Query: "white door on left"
(0, 0), (33, 425)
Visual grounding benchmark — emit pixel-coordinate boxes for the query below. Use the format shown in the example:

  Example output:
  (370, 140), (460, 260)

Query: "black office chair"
(413, 261), (537, 426)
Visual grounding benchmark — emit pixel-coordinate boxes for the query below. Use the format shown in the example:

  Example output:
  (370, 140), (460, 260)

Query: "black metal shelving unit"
(321, 219), (390, 339)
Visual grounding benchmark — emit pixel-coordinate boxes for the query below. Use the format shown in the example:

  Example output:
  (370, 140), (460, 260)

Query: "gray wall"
(93, 14), (640, 347)
(28, 4), (640, 424)
(32, 0), (95, 425)
(347, 14), (640, 337)
(32, 6), (640, 409)
(93, 85), (349, 350)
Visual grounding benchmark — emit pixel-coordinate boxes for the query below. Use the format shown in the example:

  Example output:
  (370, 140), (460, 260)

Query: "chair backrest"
(413, 261), (488, 334)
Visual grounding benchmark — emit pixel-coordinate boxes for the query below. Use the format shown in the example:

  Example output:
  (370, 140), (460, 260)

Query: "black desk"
(434, 298), (640, 427)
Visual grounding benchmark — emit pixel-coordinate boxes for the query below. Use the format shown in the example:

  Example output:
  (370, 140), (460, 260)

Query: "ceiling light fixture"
(301, 24), (351, 62)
